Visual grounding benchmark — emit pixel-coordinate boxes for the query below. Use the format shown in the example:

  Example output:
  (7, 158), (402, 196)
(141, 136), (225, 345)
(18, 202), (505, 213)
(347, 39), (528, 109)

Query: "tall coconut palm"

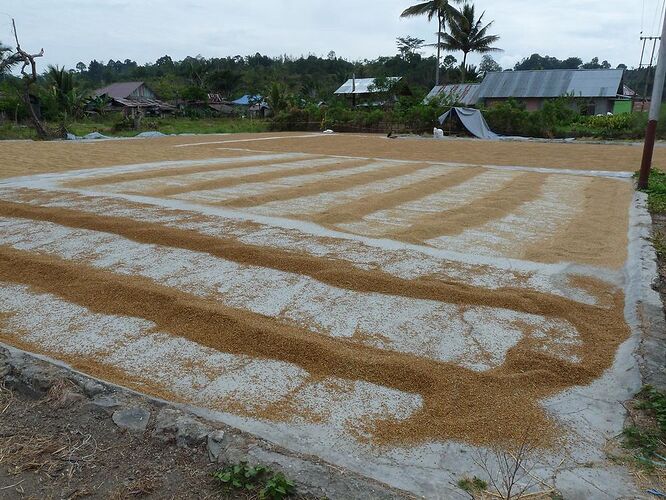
(400, 0), (462, 86)
(440, 4), (501, 83)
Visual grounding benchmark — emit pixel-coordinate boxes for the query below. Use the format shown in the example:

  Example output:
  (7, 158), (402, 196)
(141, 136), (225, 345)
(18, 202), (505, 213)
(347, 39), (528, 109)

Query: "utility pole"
(352, 73), (356, 108)
(641, 36), (659, 109)
(638, 14), (666, 190)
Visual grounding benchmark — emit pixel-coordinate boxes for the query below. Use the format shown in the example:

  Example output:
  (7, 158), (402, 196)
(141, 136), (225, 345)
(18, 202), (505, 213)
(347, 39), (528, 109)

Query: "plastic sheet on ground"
(438, 107), (499, 140)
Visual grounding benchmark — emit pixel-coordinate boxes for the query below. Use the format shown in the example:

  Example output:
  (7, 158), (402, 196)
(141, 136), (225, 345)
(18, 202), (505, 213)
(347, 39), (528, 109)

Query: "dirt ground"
(0, 133), (664, 179)
(0, 381), (229, 499)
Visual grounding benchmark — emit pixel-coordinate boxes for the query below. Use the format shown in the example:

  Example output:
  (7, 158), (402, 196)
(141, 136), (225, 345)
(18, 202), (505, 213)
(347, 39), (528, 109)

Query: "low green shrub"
(637, 168), (666, 213)
(213, 462), (295, 499)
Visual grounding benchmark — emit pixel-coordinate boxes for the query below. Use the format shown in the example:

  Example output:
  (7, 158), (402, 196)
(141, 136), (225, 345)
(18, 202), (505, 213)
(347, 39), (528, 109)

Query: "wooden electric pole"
(638, 14), (666, 190)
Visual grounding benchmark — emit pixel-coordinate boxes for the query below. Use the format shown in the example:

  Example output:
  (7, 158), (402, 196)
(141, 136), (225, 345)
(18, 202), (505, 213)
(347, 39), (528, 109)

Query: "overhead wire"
(652, 0), (666, 36)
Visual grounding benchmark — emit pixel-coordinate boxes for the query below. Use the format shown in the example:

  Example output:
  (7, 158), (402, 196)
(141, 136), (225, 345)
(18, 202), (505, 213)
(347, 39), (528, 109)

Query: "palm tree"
(0, 42), (18, 75)
(46, 65), (74, 111)
(46, 65), (87, 118)
(400, 0), (462, 86)
(440, 4), (501, 83)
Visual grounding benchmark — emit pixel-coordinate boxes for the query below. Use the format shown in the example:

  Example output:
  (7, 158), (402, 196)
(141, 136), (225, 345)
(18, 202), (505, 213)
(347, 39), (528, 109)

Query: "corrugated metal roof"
(113, 97), (175, 110)
(94, 82), (145, 100)
(425, 84), (481, 105)
(477, 69), (624, 99)
(334, 77), (402, 95)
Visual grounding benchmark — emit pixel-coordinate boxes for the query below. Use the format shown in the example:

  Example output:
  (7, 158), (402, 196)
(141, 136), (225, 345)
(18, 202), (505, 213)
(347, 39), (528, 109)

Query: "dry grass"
(0, 431), (99, 479)
(0, 383), (13, 416)
(0, 380), (101, 484)
(108, 473), (160, 498)
(40, 378), (83, 409)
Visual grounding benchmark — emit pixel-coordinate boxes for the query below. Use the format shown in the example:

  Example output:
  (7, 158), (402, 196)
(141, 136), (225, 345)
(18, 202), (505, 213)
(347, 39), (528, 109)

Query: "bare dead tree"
(8, 18), (51, 139)
(472, 427), (558, 499)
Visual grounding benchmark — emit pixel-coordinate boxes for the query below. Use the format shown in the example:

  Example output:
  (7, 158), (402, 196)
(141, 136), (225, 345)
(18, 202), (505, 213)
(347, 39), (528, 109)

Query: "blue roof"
(232, 94), (262, 105)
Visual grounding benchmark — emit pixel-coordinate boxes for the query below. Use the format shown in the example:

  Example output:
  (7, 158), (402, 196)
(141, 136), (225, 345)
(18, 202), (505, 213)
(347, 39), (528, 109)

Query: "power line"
(652, 0), (662, 36)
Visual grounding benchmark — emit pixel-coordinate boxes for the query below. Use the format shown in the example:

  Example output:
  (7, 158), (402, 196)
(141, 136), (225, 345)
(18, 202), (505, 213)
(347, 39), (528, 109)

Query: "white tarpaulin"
(438, 107), (499, 140)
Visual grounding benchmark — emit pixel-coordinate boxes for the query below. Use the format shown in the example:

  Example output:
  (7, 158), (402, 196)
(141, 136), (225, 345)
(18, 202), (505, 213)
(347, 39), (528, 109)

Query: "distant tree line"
(0, 35), (657, 126)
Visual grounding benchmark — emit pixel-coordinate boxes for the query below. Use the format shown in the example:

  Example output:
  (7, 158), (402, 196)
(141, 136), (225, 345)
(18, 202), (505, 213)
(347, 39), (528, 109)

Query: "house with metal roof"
(334, 77), (403, 95)
(476, 69), (630, 114)
(93, 82), (174, 113)
(230, 94), (270, 117)
(425, 83), (481, 106)
(334, 77), (410, 106)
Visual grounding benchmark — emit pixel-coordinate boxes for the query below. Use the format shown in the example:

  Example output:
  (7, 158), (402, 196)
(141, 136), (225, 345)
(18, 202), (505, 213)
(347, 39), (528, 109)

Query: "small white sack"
(433, 127), (444, 139)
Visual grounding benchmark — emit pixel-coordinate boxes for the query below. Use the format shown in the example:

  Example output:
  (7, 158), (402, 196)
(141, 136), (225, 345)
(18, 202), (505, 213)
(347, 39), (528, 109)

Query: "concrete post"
(638, 12), (666, 190)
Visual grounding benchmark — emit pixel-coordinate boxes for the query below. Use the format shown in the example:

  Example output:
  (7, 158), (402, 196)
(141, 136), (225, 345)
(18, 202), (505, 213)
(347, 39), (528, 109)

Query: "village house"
(231, 94), (271, 118)
(427, 69), (635, 115)
(93, 81), (174, 115)
(334, 76), (410, 106)
(425, 83), (481, 106)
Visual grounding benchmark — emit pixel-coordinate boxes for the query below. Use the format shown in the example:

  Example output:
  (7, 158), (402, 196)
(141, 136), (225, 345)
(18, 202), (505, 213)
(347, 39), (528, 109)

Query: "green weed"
(653, 231), (666, 259)
(213, 462), (295, 499)
(636, 385), (666, 433)
(457, 476), (488, 496)
(622, 385), (666, 471)
(262, 473), (296, 500)
(636, 168), (666, 214)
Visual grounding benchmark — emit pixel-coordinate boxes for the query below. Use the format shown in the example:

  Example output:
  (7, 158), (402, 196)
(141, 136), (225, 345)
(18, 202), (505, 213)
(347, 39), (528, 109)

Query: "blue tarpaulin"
(232, 95), (262, 105)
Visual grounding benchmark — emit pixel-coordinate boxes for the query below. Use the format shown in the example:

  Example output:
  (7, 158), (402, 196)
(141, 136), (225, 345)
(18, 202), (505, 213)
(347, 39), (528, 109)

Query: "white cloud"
(0, 0), (653, 69)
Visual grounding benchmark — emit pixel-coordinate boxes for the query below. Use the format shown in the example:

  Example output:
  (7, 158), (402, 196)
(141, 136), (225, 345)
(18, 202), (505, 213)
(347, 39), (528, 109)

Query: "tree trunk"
(436, 12), (442, 86)
(461, 52), (468, 83)
(22, 87), (49, 140)
(11, 18), (51, 140)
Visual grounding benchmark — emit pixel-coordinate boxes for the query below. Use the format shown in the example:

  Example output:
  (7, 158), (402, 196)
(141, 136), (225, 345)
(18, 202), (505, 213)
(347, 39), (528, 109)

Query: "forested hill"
(57, 53), (446, 102)
(67, 52), (652, 101)
(0, 48), (654, 103)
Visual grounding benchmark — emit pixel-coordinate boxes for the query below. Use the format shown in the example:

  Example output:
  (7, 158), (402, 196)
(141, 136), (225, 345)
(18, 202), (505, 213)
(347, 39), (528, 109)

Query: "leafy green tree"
(581, 57), (611, 69)
(86, 94), (111, 115)
(400, 0), (463, 86)
(452, 63), (481, 83)
(439, 4), (501, 82)
(181, 85), (208, 101)
(265, 82), (292, 114)
(206, 69), (241, 94)
(479, 54), (502, 74)
(396, 36), (425, 62)
(87, 60), (104, 83)
(514, 54), (582, 71)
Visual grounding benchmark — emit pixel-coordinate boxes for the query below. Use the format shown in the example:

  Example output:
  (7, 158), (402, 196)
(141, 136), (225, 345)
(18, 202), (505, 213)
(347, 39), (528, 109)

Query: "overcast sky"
(0, 0), (659, 70)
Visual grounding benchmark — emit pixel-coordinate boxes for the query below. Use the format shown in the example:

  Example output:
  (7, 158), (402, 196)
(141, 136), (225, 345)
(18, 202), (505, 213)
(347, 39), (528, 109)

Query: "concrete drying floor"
(0, 133), (661, 498)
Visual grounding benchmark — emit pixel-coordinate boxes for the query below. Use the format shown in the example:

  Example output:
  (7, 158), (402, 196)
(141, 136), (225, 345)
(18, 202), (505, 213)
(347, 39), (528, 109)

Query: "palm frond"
(438, 3), (502, 54)
(401, 2), (437, 20)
